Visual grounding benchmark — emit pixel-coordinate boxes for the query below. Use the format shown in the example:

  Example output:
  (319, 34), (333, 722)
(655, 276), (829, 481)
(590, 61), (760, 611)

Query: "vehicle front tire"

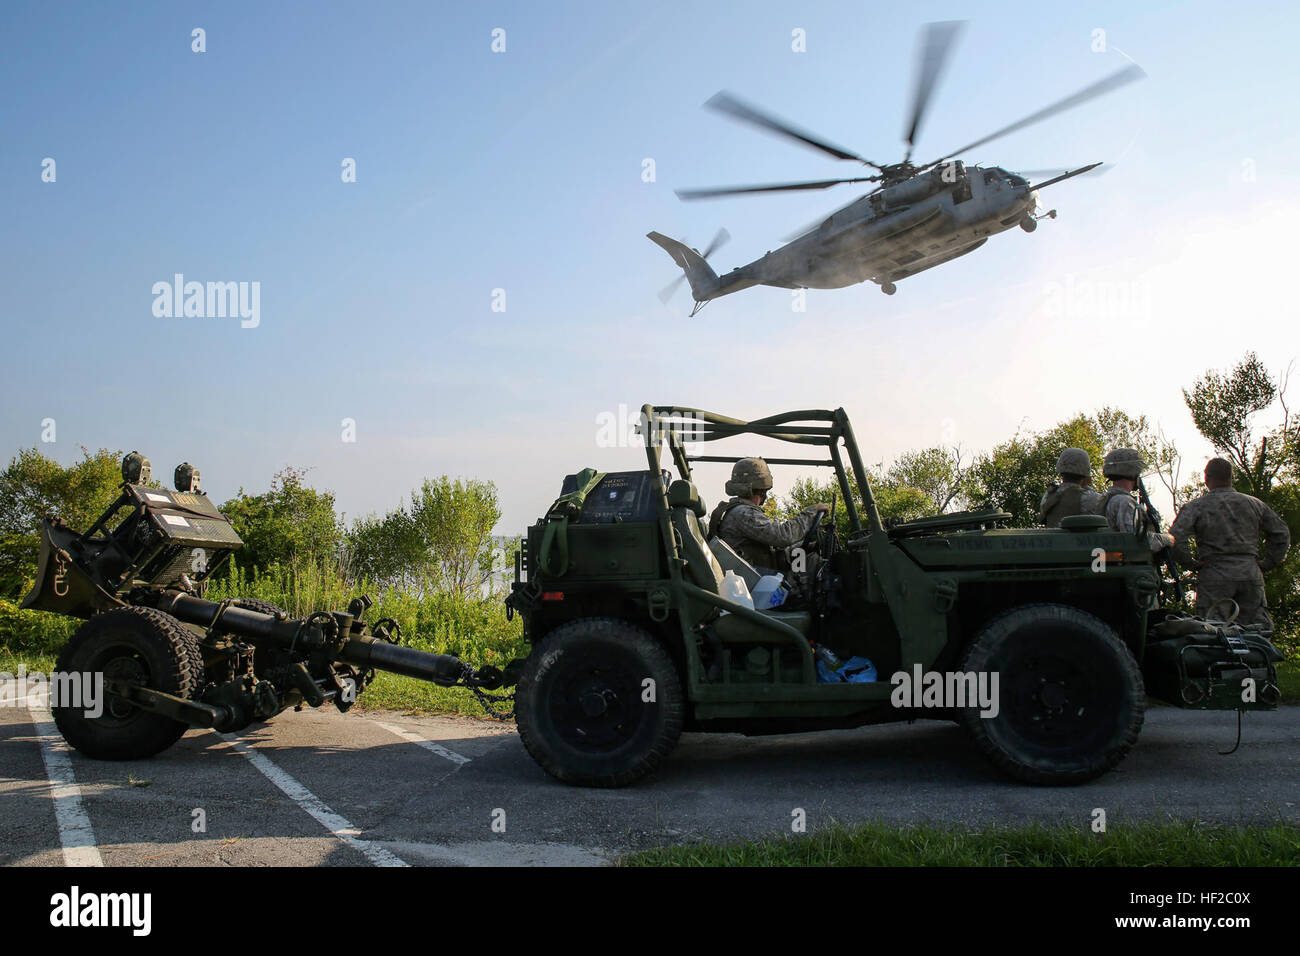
(515, 617), (683, 788)
(958, 603), (1144, 785)
(52, 607), (206, 760)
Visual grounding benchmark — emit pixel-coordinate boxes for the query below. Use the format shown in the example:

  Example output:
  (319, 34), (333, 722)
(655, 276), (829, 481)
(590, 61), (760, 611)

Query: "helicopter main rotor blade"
(705, 91), (882, 168)
(902, 20), (966, 161)
(921, 63), (1145, 170)
(1030, 162), (1103, 189)
(1016, 165), (1108, 179)
(675, 177), (878, 201)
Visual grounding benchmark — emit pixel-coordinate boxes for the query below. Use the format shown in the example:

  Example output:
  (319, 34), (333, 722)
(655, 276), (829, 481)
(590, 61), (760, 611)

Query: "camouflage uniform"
(1169, 487), (1290, 628)
(1039, 480), (1101, 527)
(1096, 486), (1172, 553)
(709, 498), (821, 571)
(1094, 449), (1172, 553)
(706, 457), (820, 572)
(1039, 448), (1099, 527)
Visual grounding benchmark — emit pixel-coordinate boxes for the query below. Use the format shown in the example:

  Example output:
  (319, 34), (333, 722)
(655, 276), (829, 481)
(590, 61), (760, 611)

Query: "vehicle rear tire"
(515, 617), (683, 788)
(52, 607), (206, 760)
(958, 603), (1144, 785)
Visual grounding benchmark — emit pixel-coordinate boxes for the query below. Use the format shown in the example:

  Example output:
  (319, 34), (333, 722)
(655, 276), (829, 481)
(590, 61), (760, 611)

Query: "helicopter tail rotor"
(650, 228), (729, 305)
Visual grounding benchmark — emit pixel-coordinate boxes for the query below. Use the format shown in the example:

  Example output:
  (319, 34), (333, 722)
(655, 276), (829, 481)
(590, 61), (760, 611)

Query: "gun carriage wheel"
(52, 606), (206, 760)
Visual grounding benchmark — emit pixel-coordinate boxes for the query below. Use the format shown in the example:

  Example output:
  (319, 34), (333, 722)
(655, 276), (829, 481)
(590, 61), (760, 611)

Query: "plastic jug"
(720, 570), (755, 610)
(751, 573), (787, 608)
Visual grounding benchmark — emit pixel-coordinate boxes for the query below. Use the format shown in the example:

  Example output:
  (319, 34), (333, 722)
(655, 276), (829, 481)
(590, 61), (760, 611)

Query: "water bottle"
(813, 644), (842, 669)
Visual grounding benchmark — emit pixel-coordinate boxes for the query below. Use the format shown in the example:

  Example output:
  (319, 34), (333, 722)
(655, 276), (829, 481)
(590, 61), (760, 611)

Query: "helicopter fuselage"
(720, 164), (1039, 295)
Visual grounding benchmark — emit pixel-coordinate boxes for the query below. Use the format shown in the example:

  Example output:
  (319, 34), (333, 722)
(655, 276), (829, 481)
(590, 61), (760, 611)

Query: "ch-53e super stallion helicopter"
(649, 21), (1144, 314)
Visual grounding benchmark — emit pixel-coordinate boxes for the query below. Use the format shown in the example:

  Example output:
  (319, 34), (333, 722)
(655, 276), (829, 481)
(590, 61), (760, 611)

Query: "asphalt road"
(2, 697), (1296, 867)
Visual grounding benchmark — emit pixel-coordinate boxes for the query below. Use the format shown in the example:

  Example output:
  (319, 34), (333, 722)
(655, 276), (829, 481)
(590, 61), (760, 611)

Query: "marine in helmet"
(706, 457), (829, 572)
(1095, 448), (1173, 553)
(1038, 447), (1100, 527)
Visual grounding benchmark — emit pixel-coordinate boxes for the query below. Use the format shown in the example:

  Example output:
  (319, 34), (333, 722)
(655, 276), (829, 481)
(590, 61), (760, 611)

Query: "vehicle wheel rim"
(87, 641), (152, 725)
(988, 629), (1127, 759)
(1003, 651), (1100, 743)
(548, 653), (644, 753)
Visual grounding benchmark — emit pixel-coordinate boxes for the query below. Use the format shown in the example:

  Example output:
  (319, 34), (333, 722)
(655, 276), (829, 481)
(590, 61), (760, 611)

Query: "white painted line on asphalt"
(369, 719), (472, 766)
(25, 697), (104, 868)
(213, 733), (408, 867)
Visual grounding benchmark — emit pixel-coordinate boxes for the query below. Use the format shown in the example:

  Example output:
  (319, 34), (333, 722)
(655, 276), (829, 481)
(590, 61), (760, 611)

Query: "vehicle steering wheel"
(799, 509), (825, 553)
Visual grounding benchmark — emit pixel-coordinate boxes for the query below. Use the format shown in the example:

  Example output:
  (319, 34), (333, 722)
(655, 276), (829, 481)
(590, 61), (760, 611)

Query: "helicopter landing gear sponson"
(880, 282), (897, 295)
(1020, 216), (1038, 233)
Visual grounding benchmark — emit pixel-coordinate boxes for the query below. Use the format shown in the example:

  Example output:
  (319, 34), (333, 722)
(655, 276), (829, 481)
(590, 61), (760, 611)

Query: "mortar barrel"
(338, 637), (468, 686)
(151, 592), (301, 643)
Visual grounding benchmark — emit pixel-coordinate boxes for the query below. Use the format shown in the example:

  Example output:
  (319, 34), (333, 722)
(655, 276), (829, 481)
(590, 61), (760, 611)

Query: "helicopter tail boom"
(647, 232), (723, 301)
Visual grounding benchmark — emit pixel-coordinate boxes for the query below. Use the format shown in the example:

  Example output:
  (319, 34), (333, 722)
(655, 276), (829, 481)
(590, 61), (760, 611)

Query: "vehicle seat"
(668, 479), (812, 641)
(708, 537), (761, 590)
(667, 480), (725, 596)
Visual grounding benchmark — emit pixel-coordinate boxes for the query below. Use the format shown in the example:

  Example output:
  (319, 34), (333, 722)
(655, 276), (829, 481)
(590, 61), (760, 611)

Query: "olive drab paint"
(506, 404), (1286, 788)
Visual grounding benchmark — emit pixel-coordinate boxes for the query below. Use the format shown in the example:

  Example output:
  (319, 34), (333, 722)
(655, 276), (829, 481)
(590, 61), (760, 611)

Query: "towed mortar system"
(23, 454), (518, 760)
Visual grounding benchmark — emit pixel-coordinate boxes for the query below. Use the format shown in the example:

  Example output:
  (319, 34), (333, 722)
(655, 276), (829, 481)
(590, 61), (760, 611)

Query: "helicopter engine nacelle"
(879, 174), (939, 208)
(929, 160), (965, 186)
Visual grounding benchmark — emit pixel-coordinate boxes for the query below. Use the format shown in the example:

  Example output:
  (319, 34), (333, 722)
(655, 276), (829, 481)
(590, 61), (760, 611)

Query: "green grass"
(356, 671), (514, 720)
(619, 819), (1300, 867)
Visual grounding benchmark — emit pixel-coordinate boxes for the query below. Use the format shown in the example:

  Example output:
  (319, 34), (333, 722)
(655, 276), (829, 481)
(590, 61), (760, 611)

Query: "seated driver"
(707, 457), (830, 574)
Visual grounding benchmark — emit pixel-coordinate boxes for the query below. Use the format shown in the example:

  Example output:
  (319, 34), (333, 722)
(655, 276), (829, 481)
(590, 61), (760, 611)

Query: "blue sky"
(2, 0), (1297, 530)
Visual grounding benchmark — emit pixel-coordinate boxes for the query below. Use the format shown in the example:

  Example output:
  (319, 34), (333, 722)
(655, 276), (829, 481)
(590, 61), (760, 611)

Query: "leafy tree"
(886, 446), (975, 513)
(1181, 354), (1299, 649)
(969, 410), (1180, 526)
(407, 477), (504, 595)
(970, 415), (1100, 526)
(345, 508), (419, 589)
(220, 467), (343, 575)
(782, 466), (932, 536)
(1182, 352), (1296, 497)
(0, 446), (124, 599)
(1094, 407), (1185, 507)
(345, 476), (505, 596)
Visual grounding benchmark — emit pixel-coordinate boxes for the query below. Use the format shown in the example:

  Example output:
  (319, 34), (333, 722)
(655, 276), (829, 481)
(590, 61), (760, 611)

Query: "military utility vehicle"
(507, 405), (1283, 787)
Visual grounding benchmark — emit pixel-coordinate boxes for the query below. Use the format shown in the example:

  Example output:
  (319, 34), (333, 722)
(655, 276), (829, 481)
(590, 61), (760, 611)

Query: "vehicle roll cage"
(638, 404), (884, 536)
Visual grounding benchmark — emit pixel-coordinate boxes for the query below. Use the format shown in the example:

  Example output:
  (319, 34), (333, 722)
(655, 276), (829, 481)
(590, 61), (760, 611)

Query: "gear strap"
(538, 468), (605, 577)
(707, 499), (746, 541)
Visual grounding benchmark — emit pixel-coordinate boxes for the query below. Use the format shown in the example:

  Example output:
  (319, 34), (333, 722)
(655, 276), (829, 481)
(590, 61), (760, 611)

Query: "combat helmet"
(725, 457), (774, 497)
(1055, 447), (1091, 479)
(1101, 447), (1144, 480)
